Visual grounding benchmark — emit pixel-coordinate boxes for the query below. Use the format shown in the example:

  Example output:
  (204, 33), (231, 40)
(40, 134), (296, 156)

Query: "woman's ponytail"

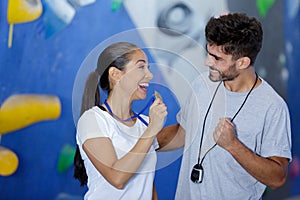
(74, 71), (100, 186)
(80, 71), (100, 115)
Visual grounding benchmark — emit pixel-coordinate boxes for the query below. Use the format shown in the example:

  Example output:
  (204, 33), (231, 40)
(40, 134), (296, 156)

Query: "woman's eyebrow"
(135, 59), (146, 64)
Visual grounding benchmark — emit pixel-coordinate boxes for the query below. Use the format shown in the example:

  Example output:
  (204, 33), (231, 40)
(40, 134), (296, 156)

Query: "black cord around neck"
(196, 81), (222, 164)
(196, 73), (258, 165)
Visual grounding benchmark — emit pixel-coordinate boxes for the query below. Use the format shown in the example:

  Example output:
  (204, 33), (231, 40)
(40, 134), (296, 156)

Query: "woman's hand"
(147, 98), (167, 137)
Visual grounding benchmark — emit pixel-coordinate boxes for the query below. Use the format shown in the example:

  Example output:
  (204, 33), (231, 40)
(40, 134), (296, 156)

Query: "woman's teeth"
(139, 83), (149, 88)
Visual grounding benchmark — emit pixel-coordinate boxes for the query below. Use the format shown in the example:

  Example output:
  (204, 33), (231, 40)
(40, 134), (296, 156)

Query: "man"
(157, 13), (292, 200)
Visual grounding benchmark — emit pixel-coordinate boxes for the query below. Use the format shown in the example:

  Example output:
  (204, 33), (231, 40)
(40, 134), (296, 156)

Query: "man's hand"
(213, 117), (238, 150)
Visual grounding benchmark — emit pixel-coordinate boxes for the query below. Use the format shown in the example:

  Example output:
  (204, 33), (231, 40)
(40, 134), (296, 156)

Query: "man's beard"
(208, 63), (239, 82)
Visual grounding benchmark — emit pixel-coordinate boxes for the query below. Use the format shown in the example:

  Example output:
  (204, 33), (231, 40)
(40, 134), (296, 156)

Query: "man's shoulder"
(255, 79), (288, 112)
(260, 79), (287, 103)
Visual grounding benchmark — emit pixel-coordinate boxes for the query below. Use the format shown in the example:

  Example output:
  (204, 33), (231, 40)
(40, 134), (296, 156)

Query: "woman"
(74, 42), (167, 200)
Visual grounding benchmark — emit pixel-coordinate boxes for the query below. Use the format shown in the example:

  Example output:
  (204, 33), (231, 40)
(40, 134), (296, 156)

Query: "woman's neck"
(104, 94), (133, 121)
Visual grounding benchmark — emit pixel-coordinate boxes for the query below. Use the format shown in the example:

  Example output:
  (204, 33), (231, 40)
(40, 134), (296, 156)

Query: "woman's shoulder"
(78, 106), (112, 125)
(76, 106), (116, 142)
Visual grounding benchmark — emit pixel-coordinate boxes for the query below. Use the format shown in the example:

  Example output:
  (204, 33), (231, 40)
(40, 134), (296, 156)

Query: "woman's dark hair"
(73, 42), (139, 186)
(73, 146), (88, 186)
(205, 13), (263, 65)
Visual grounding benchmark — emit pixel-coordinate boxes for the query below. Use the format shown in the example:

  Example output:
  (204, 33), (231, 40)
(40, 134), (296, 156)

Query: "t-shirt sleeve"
(76, 108), (111, 146)
(176, 80), (200, 130)
(176, 98), (189, 130)
(261, 101), (292, 161)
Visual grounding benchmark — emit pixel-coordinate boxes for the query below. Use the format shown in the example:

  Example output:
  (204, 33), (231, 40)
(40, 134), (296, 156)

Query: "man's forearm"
(157, 124), (185, 151)
(227, 140), (289, 189)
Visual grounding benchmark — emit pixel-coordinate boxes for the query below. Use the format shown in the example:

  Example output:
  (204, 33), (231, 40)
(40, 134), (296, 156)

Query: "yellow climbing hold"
(7, 0), (43, 24)
(7, 0), (43, 47)
(0, 94), (61, 135)
(0, 146), (19, 176)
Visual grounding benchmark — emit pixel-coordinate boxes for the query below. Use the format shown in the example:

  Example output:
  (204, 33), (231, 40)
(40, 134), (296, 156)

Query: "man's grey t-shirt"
(175, 73), (292, 200)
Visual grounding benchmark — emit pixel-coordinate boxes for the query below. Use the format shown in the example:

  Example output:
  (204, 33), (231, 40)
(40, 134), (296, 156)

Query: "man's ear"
(108, 67), (122, 81)
(237, 57), (251, 70)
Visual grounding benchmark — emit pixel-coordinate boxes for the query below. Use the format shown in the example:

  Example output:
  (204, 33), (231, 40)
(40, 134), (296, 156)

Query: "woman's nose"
(146, 68), (153, 80)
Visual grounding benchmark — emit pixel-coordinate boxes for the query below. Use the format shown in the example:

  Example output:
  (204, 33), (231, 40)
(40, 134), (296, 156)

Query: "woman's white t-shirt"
(76, 106), (158, 200)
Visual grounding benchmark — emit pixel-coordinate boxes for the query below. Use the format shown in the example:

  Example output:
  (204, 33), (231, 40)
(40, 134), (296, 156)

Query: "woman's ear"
(237, 57), (251, 70)
(108, 67), (122, 82)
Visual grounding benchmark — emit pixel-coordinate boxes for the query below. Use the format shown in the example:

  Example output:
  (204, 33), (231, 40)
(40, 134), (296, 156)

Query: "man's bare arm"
(156, 124), (186, 151)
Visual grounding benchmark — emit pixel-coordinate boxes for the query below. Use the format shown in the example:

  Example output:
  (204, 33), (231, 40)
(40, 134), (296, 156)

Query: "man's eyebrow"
(205, 46), (222, 60)
(209, 52), (222, 60)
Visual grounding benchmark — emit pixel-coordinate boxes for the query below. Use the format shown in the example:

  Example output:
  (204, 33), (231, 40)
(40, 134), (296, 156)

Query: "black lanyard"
(191, 73), (258, 183)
